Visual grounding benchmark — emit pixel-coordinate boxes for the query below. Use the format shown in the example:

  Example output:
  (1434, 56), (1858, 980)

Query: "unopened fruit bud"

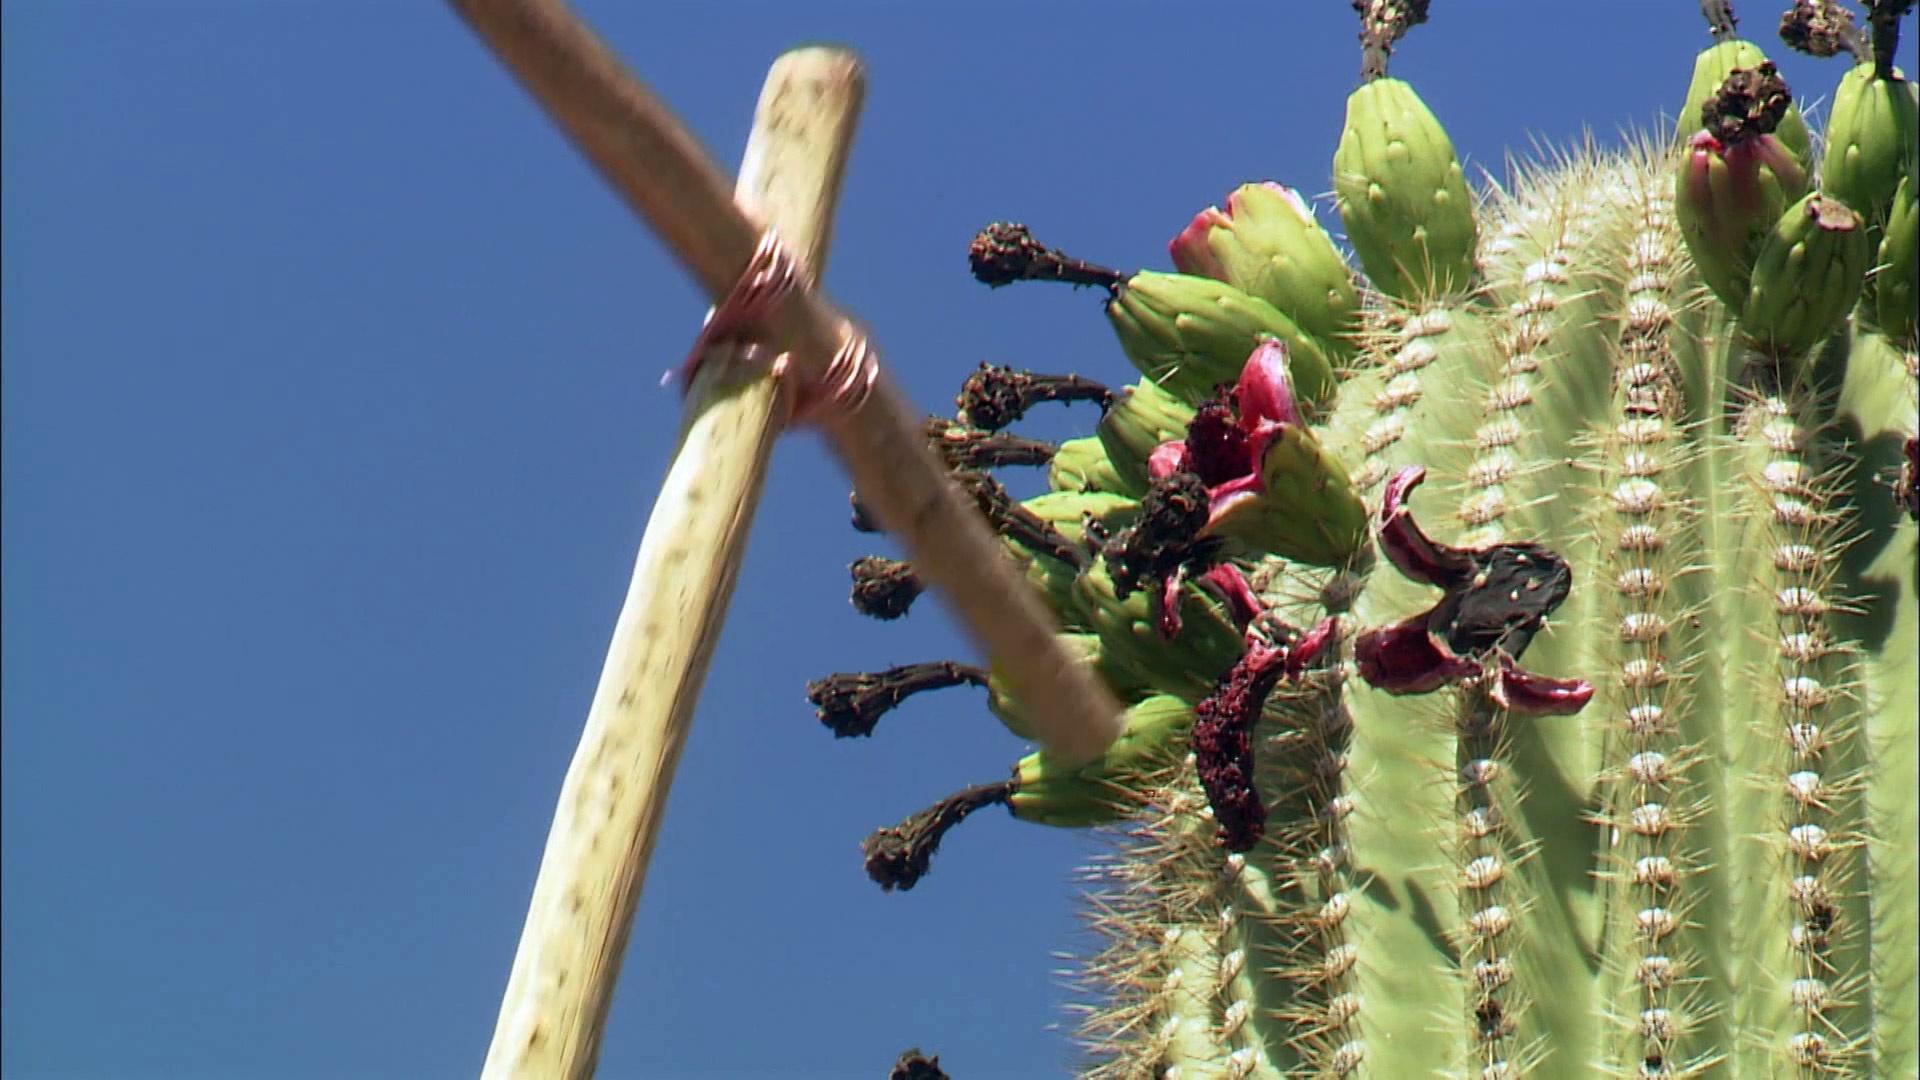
(1821, 63), (1919, 225)
(1106, 273), (1337, 408)
(1009, 696), (1195, 828)
(1743, 194), (1872, 355)
(1332, 77), (1478, 300)
(1048, 436), (1141, 496)
(1096, 379), (1197, 494)
(1874, 174), (1917, 339)
(1676, 132), (1807, 275)
(1169, 182), (1360, 362)
(1076, 563), (1246, 702)
(987, 632), (1151, 741)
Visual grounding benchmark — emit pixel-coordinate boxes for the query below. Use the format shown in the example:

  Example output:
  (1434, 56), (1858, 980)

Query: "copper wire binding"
(674, 229), (877, 427)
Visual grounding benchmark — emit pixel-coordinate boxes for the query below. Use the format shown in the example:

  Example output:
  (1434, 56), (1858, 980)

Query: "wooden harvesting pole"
(444, 1), (1127, 1075)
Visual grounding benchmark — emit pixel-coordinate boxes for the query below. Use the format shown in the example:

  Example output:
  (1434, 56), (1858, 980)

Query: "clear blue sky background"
(5, 3), (1912, 1078)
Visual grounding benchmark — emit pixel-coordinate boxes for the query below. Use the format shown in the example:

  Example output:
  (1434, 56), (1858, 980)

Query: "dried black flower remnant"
(953, 364), (1111, 432)
(806, 661), (987, 738)
(1701, 62), (1793, 143)
(1355, 466), (1594, 715)
(967, 222), (1124, 293)
(848, 556), (923, 620)
(889, 1049), (951, 1080)
(861, 782), (1011, 892)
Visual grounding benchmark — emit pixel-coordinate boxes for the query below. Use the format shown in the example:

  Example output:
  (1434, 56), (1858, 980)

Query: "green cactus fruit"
(1675, 126), (1810, 313)
(1106, 272), (1337, 407)
(987, 632), (1153, 741)
(1074, 563), (1246, 702)
(1218, 424), (1366, 567)
(1007, 695), (1195, 828)
(1168, 182), (1361, 363)
(1048, 435), (1141, 496)
(1676, 37), (1812, 159)
(1820, 64), (1918, 226)
(1332, 77), (1479, 300)
(1743, 193), (1872, 354)
(1020, 490), (1141, 546)
(1095, 378), (1195, 493)
(1877, 174), (1918, 340)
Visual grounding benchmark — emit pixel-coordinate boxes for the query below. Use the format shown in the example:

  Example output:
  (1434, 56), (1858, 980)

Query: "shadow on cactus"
(809, 2), (1918, 1075)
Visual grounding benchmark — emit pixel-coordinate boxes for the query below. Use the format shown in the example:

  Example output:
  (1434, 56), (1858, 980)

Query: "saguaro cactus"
(810, 3), (1918, 1075)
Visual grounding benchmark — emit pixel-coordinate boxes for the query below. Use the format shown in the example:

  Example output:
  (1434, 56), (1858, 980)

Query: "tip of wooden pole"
(767, 45), (866, 88)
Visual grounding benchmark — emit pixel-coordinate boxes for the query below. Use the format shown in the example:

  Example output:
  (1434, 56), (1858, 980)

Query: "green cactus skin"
(1876, 175), (1918, 340)
(1052, 435), (1147, 497)
(829, 39), (1919, 1080)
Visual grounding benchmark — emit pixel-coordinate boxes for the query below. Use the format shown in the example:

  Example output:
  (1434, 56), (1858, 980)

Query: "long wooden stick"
(445, 0), (1122, 774)
(478, 50), (862, 1079)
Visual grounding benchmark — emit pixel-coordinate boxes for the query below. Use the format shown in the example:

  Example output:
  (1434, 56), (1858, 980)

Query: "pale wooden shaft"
(481, 50), (860, 1079)
(447, 0), (1127, 767)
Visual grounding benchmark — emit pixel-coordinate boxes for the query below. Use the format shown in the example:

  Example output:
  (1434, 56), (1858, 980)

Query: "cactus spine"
(814, 5), (1918, 1076)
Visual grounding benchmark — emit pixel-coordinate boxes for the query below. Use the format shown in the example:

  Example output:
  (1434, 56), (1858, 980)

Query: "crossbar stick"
(444, 0), (1123, 764)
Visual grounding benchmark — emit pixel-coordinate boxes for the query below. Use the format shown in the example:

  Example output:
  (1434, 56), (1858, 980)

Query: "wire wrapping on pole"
(677, 228), (877, 426)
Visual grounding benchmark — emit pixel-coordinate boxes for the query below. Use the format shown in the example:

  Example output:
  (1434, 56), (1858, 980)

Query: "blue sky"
(5, 3), (1912, 1078)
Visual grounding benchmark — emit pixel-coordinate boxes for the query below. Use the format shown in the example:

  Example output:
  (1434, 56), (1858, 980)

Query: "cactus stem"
(1352, 0), (1430, 82)
(968, 222), (1126, 294)
(1589, 178), (1739, 1075)
(862, 780), (1014, 891)
(1865, 0), (1914, 80)
(1700, 0), (1740, 40)
(1349, 301), (1479, 494)
(805, 661), (989, 738)
(954, 363), (1114, 431)
(820, 73), (1916, 1076)
(1778, 0), (1868, 61)
(849, 556), (924, 620)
